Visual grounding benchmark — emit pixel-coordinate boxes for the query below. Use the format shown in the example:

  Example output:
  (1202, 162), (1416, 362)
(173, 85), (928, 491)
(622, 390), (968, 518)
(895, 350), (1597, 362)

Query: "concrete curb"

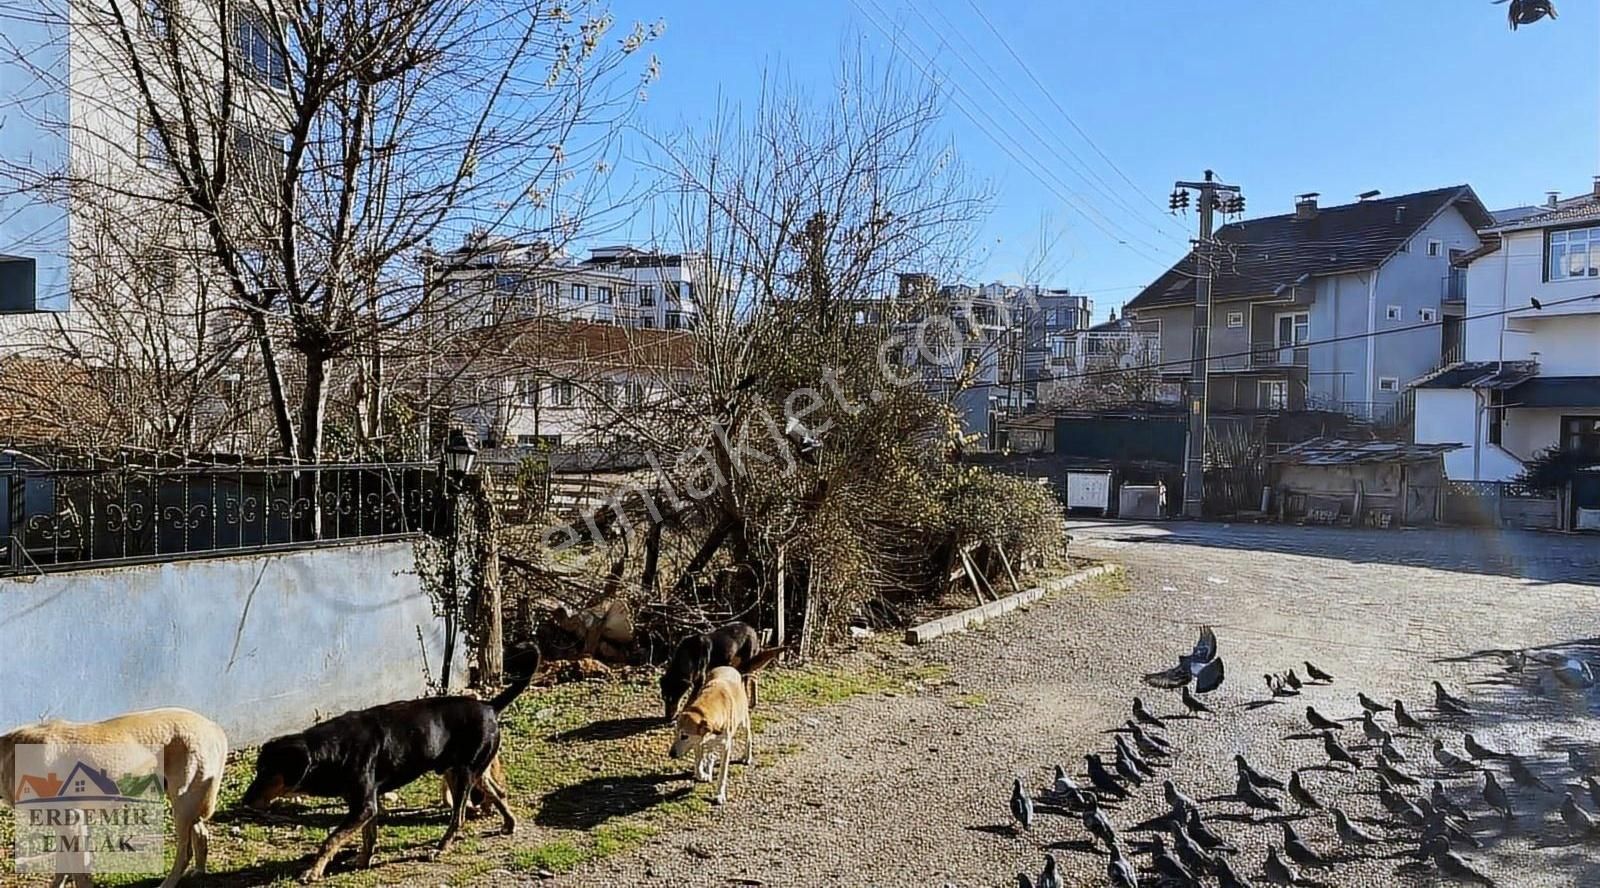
(904, 562), (1121, 645)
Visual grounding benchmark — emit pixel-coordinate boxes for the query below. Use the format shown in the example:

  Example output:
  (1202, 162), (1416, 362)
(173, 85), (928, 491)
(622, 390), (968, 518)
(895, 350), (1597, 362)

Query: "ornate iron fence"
(2, 455), (443, 576)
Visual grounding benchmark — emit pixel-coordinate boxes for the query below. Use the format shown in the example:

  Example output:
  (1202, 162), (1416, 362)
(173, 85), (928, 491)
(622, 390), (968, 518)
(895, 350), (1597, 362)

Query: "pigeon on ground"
(1507, 756), (1555, 793)
(1377, 753), (1422, 787)
(1306, 706), (1343, 731)
(1481, 771), (1514, 819)
(1107, 843), (1139, 888)
(1282, 821), (1331, 869)
(1084, 801), (1118, 851)
(1016, 875), (1033, 888)
(1304, 661), (1334, 683)
(1560, 793), (1598, 837)
(1393, 699), (1426, 730)
(1418, 801), (1482, 848)
(1143, 626), (1225, 693)
(1432, 781), (1473, 823)
(1570, 747), (1597, 775)
(1331, 806), (1382, 846)
(1036, 854), (1063, 888)
(1181, 685), (1213, 716)
(1126, 720), (1174, 757)
(1010, 777), (1035, 830)
(1266, 674), (1300, 698)
(1425, 836), (1496, 886)
(1114, 747), (1147, 787)
(1323, 731), (1361, 769)
(1214, 854), (1255, 888)
(1237, 754), (1286, 790)
(1052, 764), (1082, 795)
(1262, 845), (1301, 885)
(1087, 754), (1131, 799)
(1170, 821), (1217, 875)
(1434, 681), (1472, 715)
(1361, 711), (1392, 745)
(1166, 780), (1201, 820)
(1132, 697), (1167, 729)
(1116, 736), (1155, 777)
(1150, 836), (1197, 885)
(1284, 669), (1304, 691)
(1358, 692), (1391, 714)
(1382, 738), (1409, 763)
(1288, 770), (1323, 811)
(1463, 734), (1509, 762)
(1236, 774), (1283, 813)
(1432, 740), (1477, 774)
(1187, 808), (1238, 853)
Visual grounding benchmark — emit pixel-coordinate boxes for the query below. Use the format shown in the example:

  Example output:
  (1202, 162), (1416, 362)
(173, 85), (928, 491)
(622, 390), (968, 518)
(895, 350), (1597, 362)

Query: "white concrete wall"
(1501, 407), (1569, 463)
(0, 542), (454, 746)
(1414, 388), (1526, 481)
(1464, 228), (1600, 371)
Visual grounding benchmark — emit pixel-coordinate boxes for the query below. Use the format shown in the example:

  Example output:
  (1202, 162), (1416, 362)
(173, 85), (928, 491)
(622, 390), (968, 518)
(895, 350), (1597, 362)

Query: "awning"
(1505, 376), (1600, 409)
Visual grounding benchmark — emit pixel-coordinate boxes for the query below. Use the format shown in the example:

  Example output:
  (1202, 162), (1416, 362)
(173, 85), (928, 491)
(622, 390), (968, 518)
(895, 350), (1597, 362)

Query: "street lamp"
(436, 426), (479, 693)
(443, 426), (478, 482)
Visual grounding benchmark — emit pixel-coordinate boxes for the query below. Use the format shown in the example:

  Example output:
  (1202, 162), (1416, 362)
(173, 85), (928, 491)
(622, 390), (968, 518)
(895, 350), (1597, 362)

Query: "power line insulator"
(1169, 189), (1190, 212)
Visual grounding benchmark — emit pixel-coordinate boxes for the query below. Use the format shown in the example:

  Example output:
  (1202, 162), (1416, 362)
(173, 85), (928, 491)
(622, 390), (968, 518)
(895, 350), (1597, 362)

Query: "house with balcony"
(1413, 179), (1600, 486)
(1037, 311), (1173, 405)
(1125, 186), (1492, 422)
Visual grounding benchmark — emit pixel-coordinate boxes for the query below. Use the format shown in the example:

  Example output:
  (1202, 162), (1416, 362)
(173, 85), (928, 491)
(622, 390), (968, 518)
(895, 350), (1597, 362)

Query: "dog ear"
(743, 647), (786, 674)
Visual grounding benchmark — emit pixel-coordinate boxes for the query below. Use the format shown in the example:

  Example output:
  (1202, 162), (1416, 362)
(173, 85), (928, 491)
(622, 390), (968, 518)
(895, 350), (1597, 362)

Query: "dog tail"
(489, 646), (542, 714)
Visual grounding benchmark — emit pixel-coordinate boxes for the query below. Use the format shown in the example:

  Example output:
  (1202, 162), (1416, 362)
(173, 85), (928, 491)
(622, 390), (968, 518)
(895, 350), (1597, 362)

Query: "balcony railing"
(1251, 340), (1309, 368)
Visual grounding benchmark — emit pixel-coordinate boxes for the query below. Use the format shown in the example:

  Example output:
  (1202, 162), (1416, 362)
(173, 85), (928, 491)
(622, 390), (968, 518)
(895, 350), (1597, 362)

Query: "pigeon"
(1237, 754), (1286, 791)
(1382, 790), (1427, 827)
(1393, 699), (1426, 730)
(1432, 740), (1477, 774)
(1529, 294), (1545, 309)
(1017, 876), (1033, 888)
(1166, 780), (1201, 820)
(1506, 756), (1555, 793)
(1284, 669), (1304, 691)
(1481, 771), (1514, 819)
(1281, 821), (1331, 869)
(1181, 685), (1213, 716)
(1132, 697), (1167, 729)
(1432, 781), (1473, 823)
(1377, 753), (1422, 787)
(1501, 649), (1528, 673)
(1569, 747), (1597, 775)
(1114, 746), (1147, 787)
(1010, 777), (1035, 830)
(1331, 806), (1382, 846)
(1126, 721), (1173, 759)
(1149, 835), (1197, 886)
(1236, 774), (1283, 813)
(1214, 854), (1255, 888)
(1358, 692), (1391, 714)
(1084, 801), (1119, 851)
(1304, 661), (1334, 683)
(1552, 657), (1596, 689)
(1560, 793), (1598, 837)
(1052, 764), (1082, 795)
(1323, 731), (1361, 769)
(1288, 770), (1323, 811)
(1425, 835), (1496, 886)
(1187, 808), (1238, 853)
(1143, 626), (1224, 693)
(1037, 854), (1063, 888)
(1266, 674), (1299, 698)
(1581, 775), (1600, 811)
(1107, 843), (1140, 888)
(1170, 820), (1217, 875)
(1306, 706), (1343, 731)
(1086, 754), (1130, 799)
(783, 416), (822, 465)
(1262, 845), (1300, 885)
(1116, 735), (1155, 777)
(1361, 711), (1393, 745)
(1433, 682), (1472, 715)
(1382, 738), (1409, 763)
(1418, 800), (1482, 848)
(1463, 734), (1509, 762)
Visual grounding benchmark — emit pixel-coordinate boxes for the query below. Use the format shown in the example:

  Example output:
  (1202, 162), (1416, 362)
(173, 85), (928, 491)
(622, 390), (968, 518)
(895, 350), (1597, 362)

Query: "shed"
(1266, 438), (1460, 527)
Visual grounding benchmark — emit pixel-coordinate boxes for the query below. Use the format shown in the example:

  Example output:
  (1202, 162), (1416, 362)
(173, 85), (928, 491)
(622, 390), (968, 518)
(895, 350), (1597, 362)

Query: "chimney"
(1358, 189), (1381, 202)
(1592, 176), (1600, 199)
(1295, 192), (1319, 220)
(1547, 191), (1560, 208)
(1394, 205), (1406, 224)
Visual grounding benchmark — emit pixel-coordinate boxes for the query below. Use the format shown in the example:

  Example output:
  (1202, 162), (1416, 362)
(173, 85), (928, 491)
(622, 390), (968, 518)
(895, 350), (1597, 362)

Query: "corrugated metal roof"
(1411, 361), (1538, 390)
(1269, 438), (1460, 466)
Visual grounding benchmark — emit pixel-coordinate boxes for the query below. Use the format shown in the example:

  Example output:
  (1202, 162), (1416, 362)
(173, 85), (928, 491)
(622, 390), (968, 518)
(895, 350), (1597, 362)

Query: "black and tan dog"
(660, 622), (768, 721)
(241, 652), (538, 883)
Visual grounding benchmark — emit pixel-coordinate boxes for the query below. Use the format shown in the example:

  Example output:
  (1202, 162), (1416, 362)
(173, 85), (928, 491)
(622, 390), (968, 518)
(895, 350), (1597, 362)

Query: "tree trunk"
(251, 312), (299, 458)
(468, 474), (504, 687)
(640, 520), (663, 595)
(672, 515), (735, 594)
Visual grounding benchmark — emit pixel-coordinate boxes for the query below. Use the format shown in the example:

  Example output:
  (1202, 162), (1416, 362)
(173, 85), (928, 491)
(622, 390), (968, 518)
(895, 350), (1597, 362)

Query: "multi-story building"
(1413, 179), (1600, 483)
(1125, 186), (1492, 422)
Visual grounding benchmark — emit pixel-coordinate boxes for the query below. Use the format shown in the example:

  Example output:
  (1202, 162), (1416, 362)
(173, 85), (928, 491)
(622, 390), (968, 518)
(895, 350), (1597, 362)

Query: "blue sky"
(608, 0), (1598, 321)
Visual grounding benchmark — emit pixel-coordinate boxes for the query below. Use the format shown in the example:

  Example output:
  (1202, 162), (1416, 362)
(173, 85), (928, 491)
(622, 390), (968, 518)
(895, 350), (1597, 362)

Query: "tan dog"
(668, 649), (782, 805)
(0, 708), (228, 888)
(439, 753), (507, 819)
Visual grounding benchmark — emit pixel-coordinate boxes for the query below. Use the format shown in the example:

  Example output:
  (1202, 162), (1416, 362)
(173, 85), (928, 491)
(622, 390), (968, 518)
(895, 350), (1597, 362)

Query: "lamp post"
(437, 427), (478, 691)
(443, 426), (479, 487)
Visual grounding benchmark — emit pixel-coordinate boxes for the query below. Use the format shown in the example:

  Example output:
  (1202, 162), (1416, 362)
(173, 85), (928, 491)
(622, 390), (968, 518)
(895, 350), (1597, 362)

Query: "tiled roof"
(1488, 196), (1600, 233)
(1127, 186), (1491, 312)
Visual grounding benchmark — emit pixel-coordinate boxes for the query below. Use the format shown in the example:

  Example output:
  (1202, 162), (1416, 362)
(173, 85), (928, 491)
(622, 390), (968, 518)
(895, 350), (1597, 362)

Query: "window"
(665, 312), (683, 330)
(1226, 311), (1244, 328)
(141, 118), (170, 168)
(517, 378), (540, 407)
(479, 309), (494, 327)
(232, 127), (287, 185)
(571, 284), (588, 302)
(1276, 312), (1309, 348)
(1427, 239), (1443, 257)
(627, 381), (646, 405)
(1386, 305), (1403, 321)
(1548, 226), (1600, 280)
(1563, 416), (1600, 458)
(541, 280), (559, 303)
(1260, 380), (1288, 411)
(234, 12), (288, 89)
(678, 281), (693, 303)
(144, 0), (170, 38)
(638, 285), (656, 307)
(554, 381), (574, 406)
(640, 316), (655, 329)
(1049, 337), (1070, 361)
(1419, 307), (1437, 323)
(1488, 390), (1505, 446)
(596, 286), (613, 304)
(1378, 376), (1400, 393)
(495, 274), (521, 295)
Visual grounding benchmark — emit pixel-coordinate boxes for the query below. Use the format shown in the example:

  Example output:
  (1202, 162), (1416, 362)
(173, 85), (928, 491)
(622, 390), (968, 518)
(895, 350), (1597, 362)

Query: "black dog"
(242, 653), (538, 883)
(660, 621), (763, 720)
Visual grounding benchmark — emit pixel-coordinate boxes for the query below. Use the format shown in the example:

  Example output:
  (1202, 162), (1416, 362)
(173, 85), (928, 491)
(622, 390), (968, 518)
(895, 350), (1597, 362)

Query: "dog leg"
(476, 768), (518, 837)
(354, 818), (378, 869)
(158, 803), (195, 888)
(190, 820), (211, 875)
(742, 714), (754, 767)
(301, 799), (376, 884)
(713, 736), (732, 806)
(433, 766), (473, 857)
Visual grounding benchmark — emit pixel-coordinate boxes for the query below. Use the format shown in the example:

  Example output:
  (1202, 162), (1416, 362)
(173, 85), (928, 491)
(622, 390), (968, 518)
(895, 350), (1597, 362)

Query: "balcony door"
(1275, 311), (1310, 366)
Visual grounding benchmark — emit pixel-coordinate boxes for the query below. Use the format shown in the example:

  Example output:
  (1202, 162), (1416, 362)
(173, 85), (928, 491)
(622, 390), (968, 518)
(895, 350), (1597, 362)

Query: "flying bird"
(1496, 0), (1558, 31)
(1288, 770), (1323, 811)
(1010, 777), (1035, 830)
(1426, 835), (1496, 886)
(1393, 699), (1426, 730)
(1332, 806), (1382, 846)
(1482, 771), (1514, 819)
(1132, 697), (1167, 729)
(1306, 706), (1344, 731)
(1281, 821), (1331, 869)
(1433, 681), (1472, 716)
(1143, 626), (1225, 693)
(1357, 692), (1391, 715)
(1237, 754), (1286, 790)
(1086, 754), (1130, 799)
(1463, 734), (1509, 762)
(1304, 661), (1334, 683)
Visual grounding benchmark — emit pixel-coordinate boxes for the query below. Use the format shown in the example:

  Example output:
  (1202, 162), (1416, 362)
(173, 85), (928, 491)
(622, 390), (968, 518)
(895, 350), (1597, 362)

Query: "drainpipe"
(1472, 389), (1483, 481)
(1365, 267), (1380, 416)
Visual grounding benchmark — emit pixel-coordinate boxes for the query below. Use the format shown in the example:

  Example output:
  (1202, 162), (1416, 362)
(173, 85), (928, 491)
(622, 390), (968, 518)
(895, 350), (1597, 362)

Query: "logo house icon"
(15, 760), (125, 805)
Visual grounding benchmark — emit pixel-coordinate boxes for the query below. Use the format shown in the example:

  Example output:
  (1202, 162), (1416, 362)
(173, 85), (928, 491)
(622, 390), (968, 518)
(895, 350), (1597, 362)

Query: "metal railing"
(1250, 340), (1309, 368)
(2, 455), (442, 577)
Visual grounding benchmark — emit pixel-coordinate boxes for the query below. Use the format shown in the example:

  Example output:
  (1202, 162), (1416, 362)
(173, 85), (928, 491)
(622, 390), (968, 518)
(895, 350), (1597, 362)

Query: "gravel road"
(548, 522), (1600, 888)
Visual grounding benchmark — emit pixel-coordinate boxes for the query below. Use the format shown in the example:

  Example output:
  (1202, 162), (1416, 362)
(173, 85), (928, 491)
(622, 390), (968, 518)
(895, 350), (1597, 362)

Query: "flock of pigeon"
(1004, 629), (1600, 888)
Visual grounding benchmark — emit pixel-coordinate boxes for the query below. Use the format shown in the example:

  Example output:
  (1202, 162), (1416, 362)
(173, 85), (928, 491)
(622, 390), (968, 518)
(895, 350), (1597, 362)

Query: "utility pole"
(1172, 170), (1242, 518)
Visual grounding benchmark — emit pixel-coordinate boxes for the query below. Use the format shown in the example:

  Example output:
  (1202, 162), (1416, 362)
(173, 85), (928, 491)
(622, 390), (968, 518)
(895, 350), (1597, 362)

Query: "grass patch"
(951, 693), (988, 709)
